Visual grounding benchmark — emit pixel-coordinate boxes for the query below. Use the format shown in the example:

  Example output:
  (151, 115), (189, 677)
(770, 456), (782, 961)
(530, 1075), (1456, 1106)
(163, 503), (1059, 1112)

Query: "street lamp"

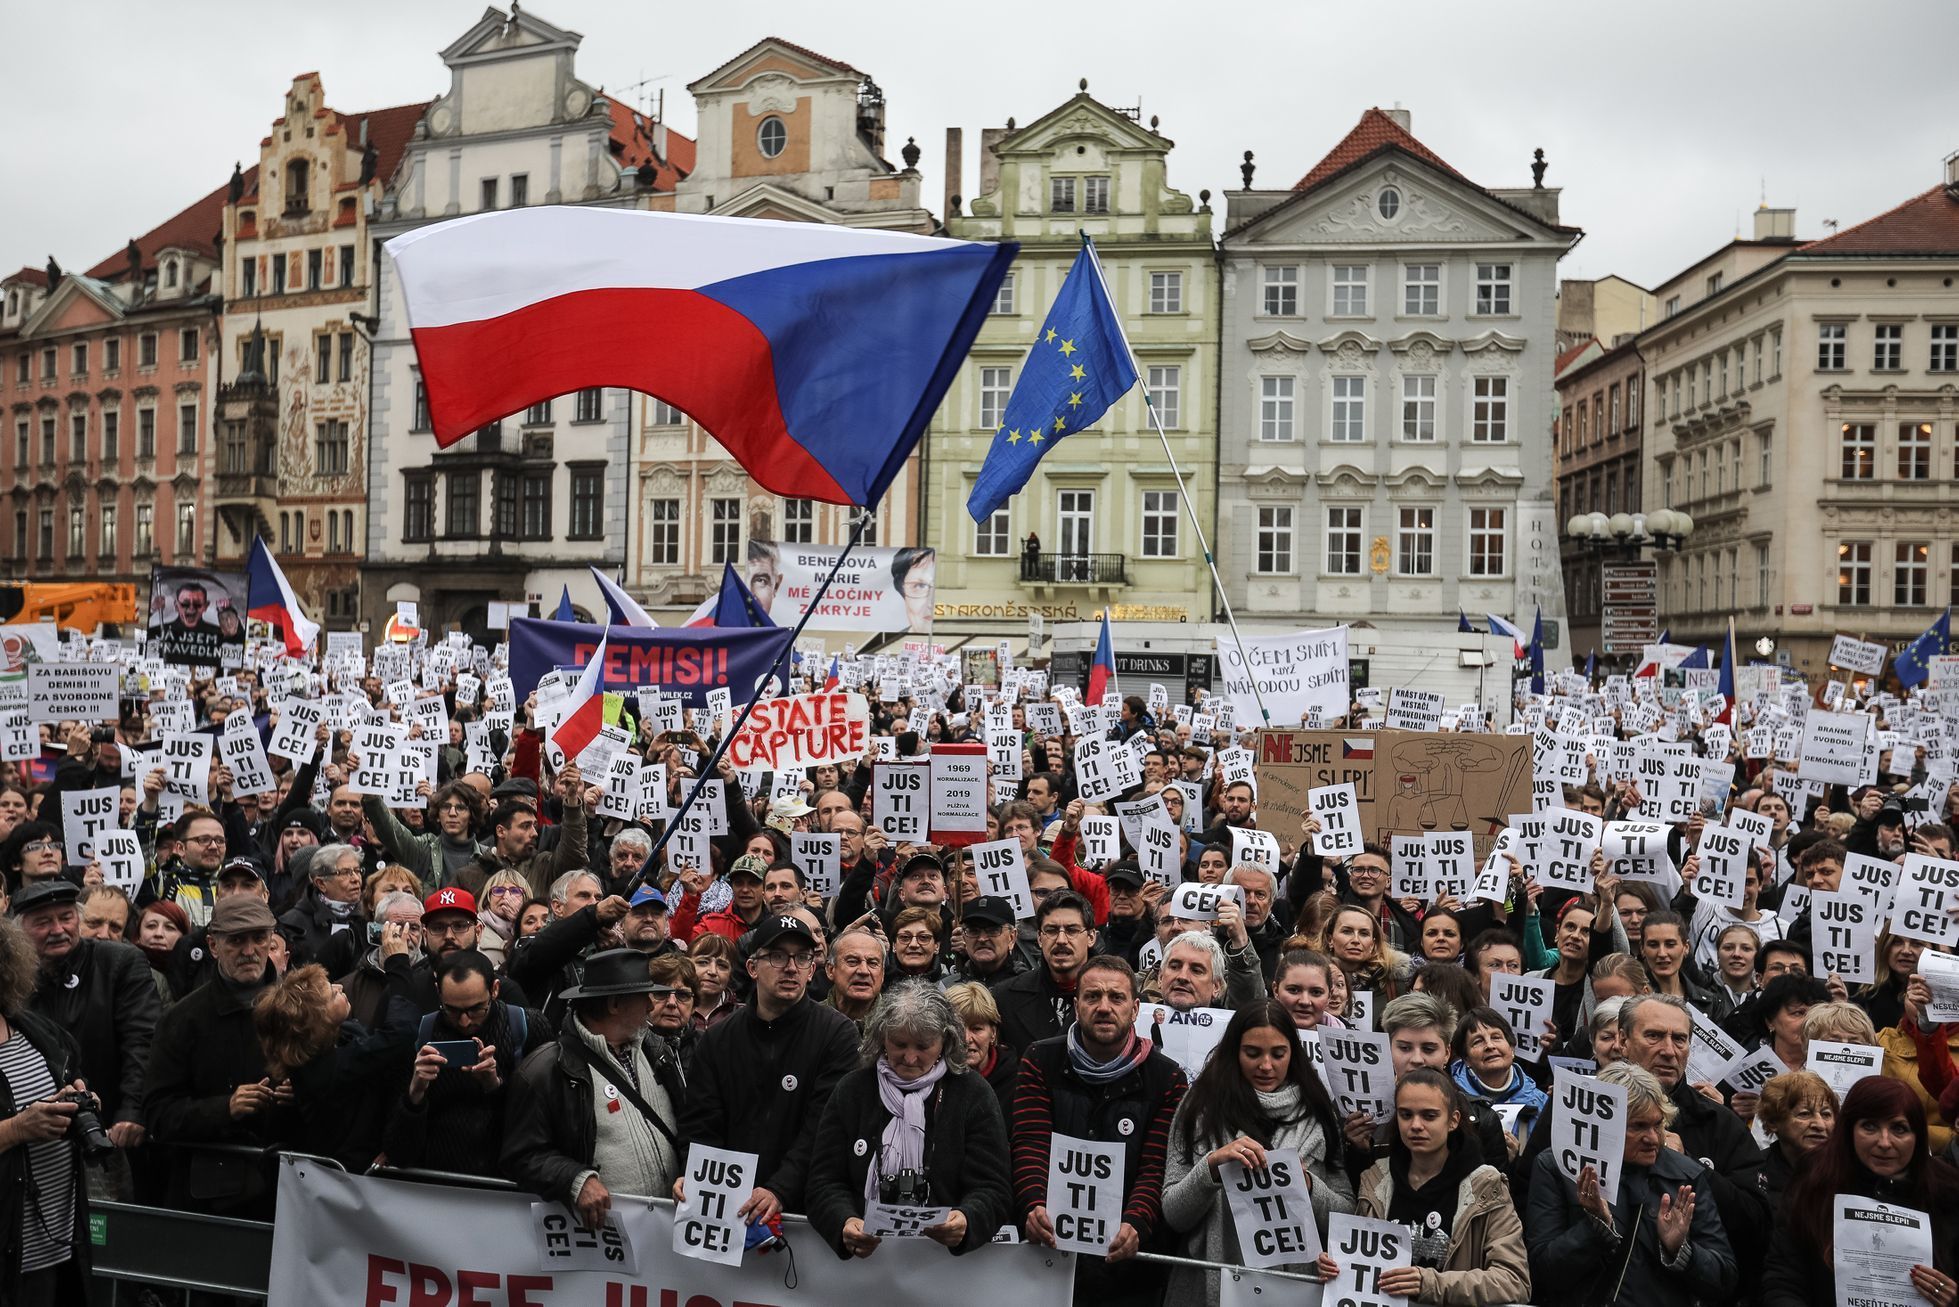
(1564, 509), (1693, 557)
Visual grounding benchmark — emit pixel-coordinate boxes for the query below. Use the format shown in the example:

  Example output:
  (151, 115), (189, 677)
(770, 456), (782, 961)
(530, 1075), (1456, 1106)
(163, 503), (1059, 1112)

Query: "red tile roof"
(1797, 184), (1959, 257)
(1293, 108), (1466, 191)
(82, 173), (248, 282)
(1555, 338), (1599, 374)
(754, 36), (862, 78)
(607, 99), (695, 191)
(3, 267), (48, 289)
(340, 100), (430, 189)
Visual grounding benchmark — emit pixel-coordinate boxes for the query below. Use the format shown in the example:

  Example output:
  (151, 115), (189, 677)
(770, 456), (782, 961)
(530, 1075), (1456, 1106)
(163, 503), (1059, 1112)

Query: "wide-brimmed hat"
(557, 948), (677, 1001)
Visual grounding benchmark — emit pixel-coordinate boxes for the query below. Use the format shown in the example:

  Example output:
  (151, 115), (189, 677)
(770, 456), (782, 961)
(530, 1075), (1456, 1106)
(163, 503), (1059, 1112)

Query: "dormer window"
(163, 261), (177, 289)
(285, 159), (311, 214)
(757, 117), (787, 159)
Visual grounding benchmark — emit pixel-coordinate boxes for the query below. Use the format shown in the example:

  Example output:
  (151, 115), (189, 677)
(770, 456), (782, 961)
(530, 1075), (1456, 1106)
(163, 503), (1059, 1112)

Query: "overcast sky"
(7, 0), (1956, 289)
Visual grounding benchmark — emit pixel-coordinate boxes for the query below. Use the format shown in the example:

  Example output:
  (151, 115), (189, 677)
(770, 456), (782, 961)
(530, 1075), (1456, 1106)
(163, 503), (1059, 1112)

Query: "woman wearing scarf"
(1161, 1000), (1355, 1307)
(1346, 1068), (1530, 1305)
(1448, 1007), (1548, 1158)
(475, 870), (528, 968)
(807, 981), (1011, 1259)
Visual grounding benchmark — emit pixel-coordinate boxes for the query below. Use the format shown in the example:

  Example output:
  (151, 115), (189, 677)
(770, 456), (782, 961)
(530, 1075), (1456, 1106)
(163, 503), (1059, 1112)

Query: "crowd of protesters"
(0, 648), (1956, 1307)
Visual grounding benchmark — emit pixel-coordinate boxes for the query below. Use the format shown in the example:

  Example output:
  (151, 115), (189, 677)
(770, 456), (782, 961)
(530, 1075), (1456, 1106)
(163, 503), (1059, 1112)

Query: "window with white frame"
(1330, 376), (1366, 442)
(1468, 507), (1507, 576)
(1403, 264), (1440, 316)
(1259, 376), (1295, 442)
(991, 272), (1016, 315)
(1931, 324), (1958, 373)
(1471, 376), (1509, 443)
(1838, 541), (1872, 605)
(1874, 323), (1904, 371)
(523, 399), (552, 425)
(99, 504), (116, 558)
(1896, 541), (1930, 606)
(649, 400), (683, 426)
(709, 498), (740, 564)
(1262, 266), (1298, 316)
(1758, 432), (1773, 487)
(1818, 322), (1847, 371)
(1148, 272), (1183, 314)
(1082, 176), (1110, 214)
(1756, 543), (1771, 606)
(1899, 422), (1933, 480)
(1474, 263), (1513, 315)
(1839, 423), (1876, 479)
(1255, 506), (1293, 574)
(574, 388), (604, 422)
(974, 506), (1010, 556)
(1400, 375), (1436, 441)
(1331, 265), (1369, 316)
(1396, 507), (1435, 575)
(646, 499), (679, 565)
(1146, 365), (1180, 428)
(781, 497), (815, 544)
(979, 367), (1013, 429)
(1050, 176), (1077, 213)
(1141, 490), (1178, 558)
(1324, 506), (1361, 575)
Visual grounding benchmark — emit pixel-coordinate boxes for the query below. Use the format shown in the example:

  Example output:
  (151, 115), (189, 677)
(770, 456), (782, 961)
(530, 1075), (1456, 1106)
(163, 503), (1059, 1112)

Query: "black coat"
(676, 997), (859, 1210)
(1523, 1147), (1737, 1307)
(29, 937), (160, 1125)
(806, 1064), (1012, 1258)
(0, 1008), (89, 1304)
(1760, 1167), (1959, 1307)
(990, 965), (1075, 1056)
(276, 894), (361, 971)
(382, 1001), (550, 1174)
(1666, 1077), (1771, 1278)
(140, 970), (290, 1215)
(501, 1018), (686, 1204)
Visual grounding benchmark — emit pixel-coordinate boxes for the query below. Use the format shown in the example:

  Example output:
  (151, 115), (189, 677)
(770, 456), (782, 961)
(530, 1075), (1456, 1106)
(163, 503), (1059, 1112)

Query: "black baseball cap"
(961, 896), (1015, 928)
(749, 913), (818, 951)
(896, 851), (945, 882)
(1104, 864), (1146, 890)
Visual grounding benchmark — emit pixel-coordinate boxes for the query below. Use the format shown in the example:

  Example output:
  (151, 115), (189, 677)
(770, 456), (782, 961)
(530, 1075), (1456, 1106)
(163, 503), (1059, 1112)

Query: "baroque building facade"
(927, 84), (1217, 644)
(1216, 109), (1577, 657)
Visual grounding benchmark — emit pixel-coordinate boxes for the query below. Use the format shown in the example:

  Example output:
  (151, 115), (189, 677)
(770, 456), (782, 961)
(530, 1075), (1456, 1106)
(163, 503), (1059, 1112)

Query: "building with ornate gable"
(627, 37), (934, 618)
(923, 84), (1218, 646)
(1216, 109), (1578, 664)
(363, 4), (692, 639)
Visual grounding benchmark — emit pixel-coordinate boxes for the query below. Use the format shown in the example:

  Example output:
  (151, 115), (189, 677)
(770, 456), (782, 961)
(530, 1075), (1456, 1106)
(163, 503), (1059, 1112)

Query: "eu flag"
(966, 241), (1138, 521)
(1894, 608), (1951, 688)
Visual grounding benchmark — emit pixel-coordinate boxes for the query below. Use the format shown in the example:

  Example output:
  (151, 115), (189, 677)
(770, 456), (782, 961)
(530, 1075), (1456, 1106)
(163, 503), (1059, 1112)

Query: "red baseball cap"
(421, 887), (478, 920)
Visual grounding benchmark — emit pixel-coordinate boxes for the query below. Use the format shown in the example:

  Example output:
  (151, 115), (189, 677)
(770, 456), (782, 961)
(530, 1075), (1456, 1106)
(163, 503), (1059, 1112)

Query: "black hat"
(219, 856), (266, 883)
(961, 896), (1015, 928)
(1104, 863), (1146, 890)
(557, 948), (677, 1001)
(493, 777), (539, 802)
(1875, 799), (1907, 827)
(279, 809), (327, 839)
(11, 879), (79, 918)
(896, 850), (944, 882)
(749, 913), (817, 952)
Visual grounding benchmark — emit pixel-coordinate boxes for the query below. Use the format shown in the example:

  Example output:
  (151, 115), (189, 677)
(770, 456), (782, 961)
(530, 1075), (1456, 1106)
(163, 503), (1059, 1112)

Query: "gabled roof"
(607, 99), (694, 191)
(1293, 108), (1465, 191)
(82, 175), (244, 282)
(992, 91), (1172, 156)
(1555, 338), (1600, 376)
(1795, 184), (1959, 257)
(690, 36), (863, 92)
(3, 267), (48, 289)
(341, 101), (431, 190)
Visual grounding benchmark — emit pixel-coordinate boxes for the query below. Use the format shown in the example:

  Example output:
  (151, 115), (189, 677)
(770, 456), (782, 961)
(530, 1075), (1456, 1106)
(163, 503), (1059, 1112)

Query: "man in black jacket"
(991, 890), (1096, 1054)
(676, 914), (857, 1223)
(951, 896), (1031, 984)
(502, 949), (685, 1230)
(20, 881), (160, 1160)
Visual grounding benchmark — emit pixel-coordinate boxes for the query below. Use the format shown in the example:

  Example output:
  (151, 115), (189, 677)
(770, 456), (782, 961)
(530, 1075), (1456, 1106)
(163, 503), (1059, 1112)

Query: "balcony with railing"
(1020, 552), (1127, 585)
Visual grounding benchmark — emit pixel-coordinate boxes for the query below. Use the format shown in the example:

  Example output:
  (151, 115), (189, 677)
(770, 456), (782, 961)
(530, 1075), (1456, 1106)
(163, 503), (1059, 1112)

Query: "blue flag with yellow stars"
(966, 241), (1138, 522)
(1894, 608), (1951, 688)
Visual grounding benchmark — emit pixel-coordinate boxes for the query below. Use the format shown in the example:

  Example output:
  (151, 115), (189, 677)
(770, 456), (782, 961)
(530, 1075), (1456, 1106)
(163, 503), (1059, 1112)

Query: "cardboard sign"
(970, 839), (1034, 920)
(791, 833), (841, 899)
(1253, 729), (1531, 863)
(27, 664), (119, 723)
(1046, 1133), (1125, 1256)
(60, 786), (121, 864)
(872, 761), (929, 842)
(1222, 1147), (1323, 1270)
(1549, 1069), (1628, 1194)
(1324, 1214), (1412, 1307)
(721, 692), (869, 773)
(1309, 783), (1361, 857)
(672, 1145), (758, 1267)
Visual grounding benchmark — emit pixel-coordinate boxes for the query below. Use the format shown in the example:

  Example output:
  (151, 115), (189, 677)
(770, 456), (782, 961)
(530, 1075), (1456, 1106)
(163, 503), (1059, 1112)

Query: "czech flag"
(823, 655), (840, 691)
(683, 563), (778, 629)
(1486, 613), (1528, 659)
(246, 536), (319, 657)
(386, 208), (1016, 507)
(589, 566), (656, 628)
(550, 628), (609, 767)
(1713, 617), (1737, 725)
(1085, 610), (1115, 706)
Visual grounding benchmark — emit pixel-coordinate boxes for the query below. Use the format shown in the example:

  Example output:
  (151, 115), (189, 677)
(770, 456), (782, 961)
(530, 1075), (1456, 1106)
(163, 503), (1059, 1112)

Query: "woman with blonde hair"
(252, 955), (416, 1170)
(945, 981), (1017, 1112)
(1755, 1070), (1837, 1212)
(1326, 903), (1414, 1011)
(362, 864), (422, 916)
(476, 869), (529, 967)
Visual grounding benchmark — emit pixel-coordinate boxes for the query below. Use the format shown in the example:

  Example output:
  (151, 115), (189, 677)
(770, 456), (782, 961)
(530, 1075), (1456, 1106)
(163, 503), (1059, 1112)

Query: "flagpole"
(1080, 235), (1272, 726)
(623, 509), (873, 896)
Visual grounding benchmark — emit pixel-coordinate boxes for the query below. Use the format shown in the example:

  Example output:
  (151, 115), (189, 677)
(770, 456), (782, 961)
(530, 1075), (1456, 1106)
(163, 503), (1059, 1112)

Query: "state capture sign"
(720, 691), (869, 773)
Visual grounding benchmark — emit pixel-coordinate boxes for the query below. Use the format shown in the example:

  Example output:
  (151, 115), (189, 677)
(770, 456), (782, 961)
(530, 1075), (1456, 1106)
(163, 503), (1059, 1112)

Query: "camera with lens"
(90, 725), (116, 745)
(877, 1169), (931, 1206)
(54, 1090), (115, 1164)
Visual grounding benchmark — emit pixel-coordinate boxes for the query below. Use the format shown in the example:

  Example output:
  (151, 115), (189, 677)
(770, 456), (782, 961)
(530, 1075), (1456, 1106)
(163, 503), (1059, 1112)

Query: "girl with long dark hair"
(1161, 1000), (1354, 1305)
(1762, 1076), (1959, 1307)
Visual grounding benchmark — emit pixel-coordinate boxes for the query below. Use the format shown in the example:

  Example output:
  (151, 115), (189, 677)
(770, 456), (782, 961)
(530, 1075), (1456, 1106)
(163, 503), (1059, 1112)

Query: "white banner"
(267, 1159), (1071, 1307)
(751, 541), (937, 635)
(1216, 627), (1349, 728)
(720, 692), (870, 774)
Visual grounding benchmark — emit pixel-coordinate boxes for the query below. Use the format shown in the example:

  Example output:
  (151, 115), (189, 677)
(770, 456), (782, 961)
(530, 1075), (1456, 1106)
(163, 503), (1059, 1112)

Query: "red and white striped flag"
(549, 629), (609, 766)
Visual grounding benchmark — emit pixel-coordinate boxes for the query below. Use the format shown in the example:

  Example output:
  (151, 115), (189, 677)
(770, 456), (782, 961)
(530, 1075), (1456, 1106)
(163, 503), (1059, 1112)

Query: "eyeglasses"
(21, 839), (58, 853)
(183, 834), (226, 847)
(438, 1000), (491, 1021)
(425, 918), (475, 937)
(754, 950), (816, 970)
(895, 932), (937, 947)
(488, 885), (526, 897)
(1038, 924), (1088, 939)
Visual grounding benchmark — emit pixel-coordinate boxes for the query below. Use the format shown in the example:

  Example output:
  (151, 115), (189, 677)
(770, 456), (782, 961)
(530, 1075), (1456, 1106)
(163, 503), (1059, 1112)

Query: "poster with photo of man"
(746, 538), (936, 634)
(148, 566), (248, 669)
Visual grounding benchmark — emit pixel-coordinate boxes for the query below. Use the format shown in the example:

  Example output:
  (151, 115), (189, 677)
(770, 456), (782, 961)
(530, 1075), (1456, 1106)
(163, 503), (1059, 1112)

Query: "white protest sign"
(1136, 1003), (1234, 1078)
(1806, 1040), (1885, 1097)
(1687, 1007), (1749, 1087)
(672, 1145), (758, 1266)
(1074, 736), (1141, 803)
(1309, 783), (1361, 857)
(872, 761), (929, 842)
(1917, 950), (1959, 1025)
(156, 732), (212, 822)
(60, 786), (121, 864)
(1319, 1029), (1394, 1120)
(1168, 882), (1244, 923)
(1390, 835), (1429, 902)
(596, 754), (643, 822)
(927, 748), (989, 843)
(1834, 1196), (1934, 1307)
(1216, 627), (1349, 728)
(530, 1202), (636, 1275)
(1891, 854), (1959, 948)
(1134, 809), (1181, 888)
(27, 664), (119, 723)
(1829, 635), (1888, 676)
(1489, 972), (1554, 1059)
(268, 699), (323, 764)
(1221, 1148), (1323, 1270)
(864, 1203), (954, 1240)
(1721, 1044), (1788, 1097)
(1424, 831), (1476, 902)
(1538, 806), (1603, 893)
(1811, 889), (1879, 984)
(1046, 1133), (1125, 1256)
(1692, 824), (1750, 910)
(1229, 827), (1281, 879)
(1384, 687), (1444, 733)
(791, 832), (841, 899)
(1323, 1214), (1412, 1307)
(96, 829), (145, 896)
(1799, 709), (1871, 786)
(721, 692), (870, 773)
(1549, 1070), (1628, 1194)
(970, 839), (1033, 920)
(1079, 816), (1119, 866)
(219, 725), (277, 797)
